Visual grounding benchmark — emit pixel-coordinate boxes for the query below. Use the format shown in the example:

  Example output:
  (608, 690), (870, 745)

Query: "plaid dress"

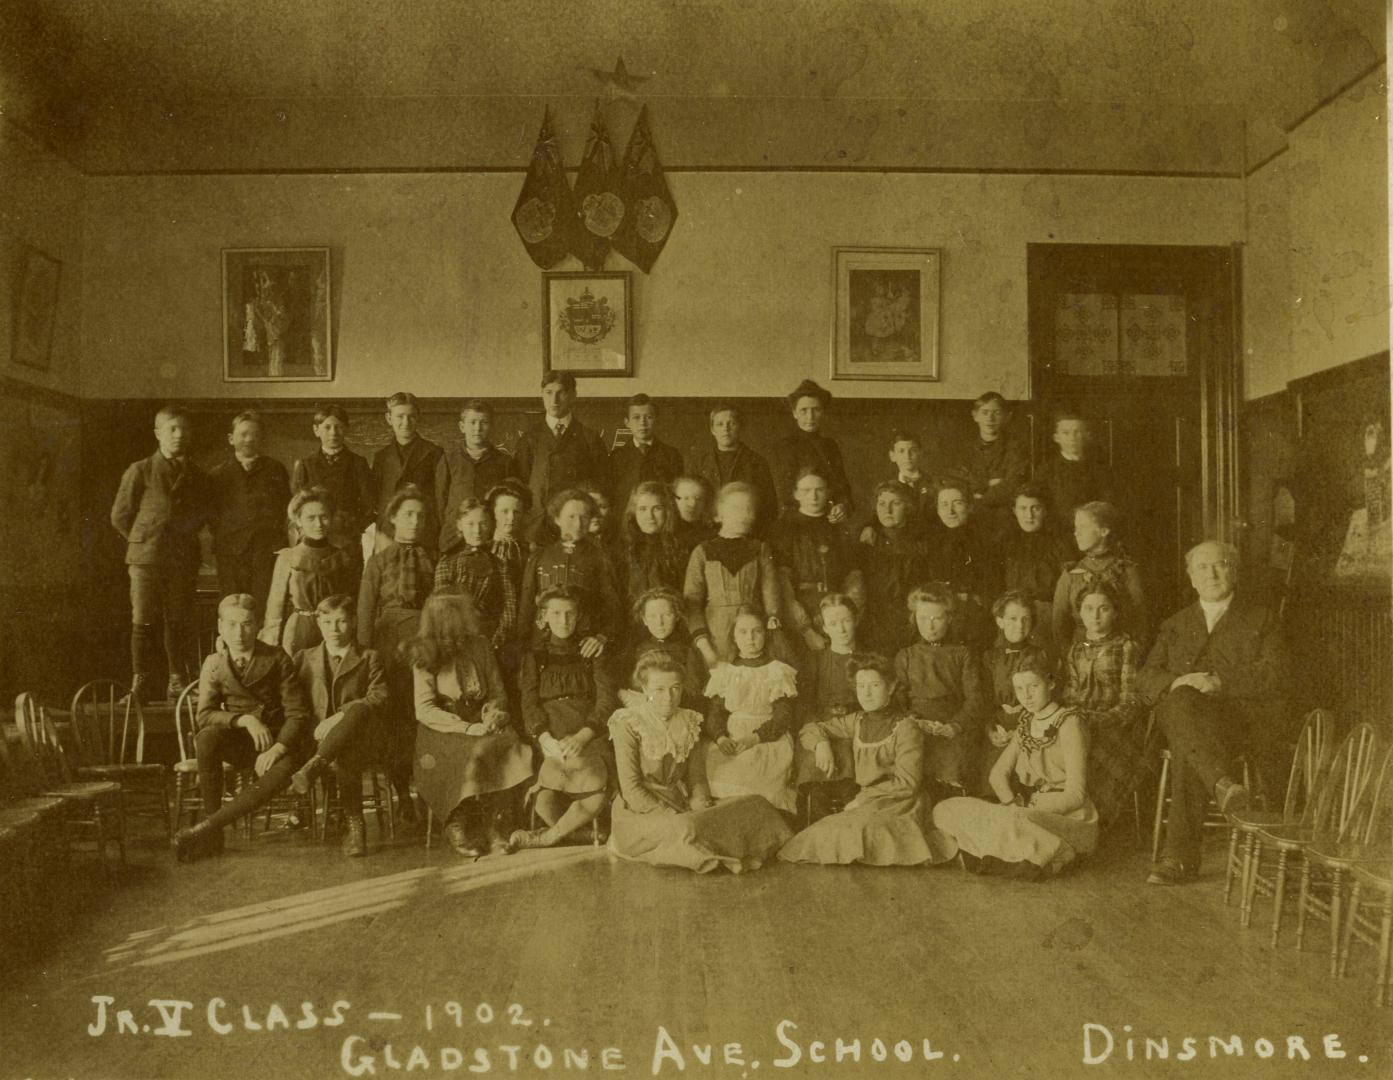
(434, 545), (518, 649)
(1061, 631), (1145, 826)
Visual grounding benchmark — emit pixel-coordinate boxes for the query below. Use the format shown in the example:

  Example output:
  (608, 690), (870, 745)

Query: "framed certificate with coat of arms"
(831, 246), (940, 381)
(543, 271), (633, 378)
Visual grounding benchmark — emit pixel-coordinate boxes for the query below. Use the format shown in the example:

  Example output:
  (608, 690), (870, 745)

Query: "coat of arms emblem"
(558, 287), (616, 344)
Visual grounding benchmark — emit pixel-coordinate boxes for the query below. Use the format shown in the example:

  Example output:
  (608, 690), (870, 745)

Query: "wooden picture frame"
(11, 245), (62, 372)
(831, 246), (940, 381)
(543, 271), (633, 378)
(222, 247), (333, 382)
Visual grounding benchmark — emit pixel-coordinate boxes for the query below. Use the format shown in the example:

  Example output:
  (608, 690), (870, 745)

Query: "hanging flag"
(511, 110), (575, 269)
(614, 105), (677, 273)
(570, 104), (625, 270)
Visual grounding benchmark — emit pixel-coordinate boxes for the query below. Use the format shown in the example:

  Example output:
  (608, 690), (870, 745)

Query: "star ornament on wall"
(588, 56), (652, 98)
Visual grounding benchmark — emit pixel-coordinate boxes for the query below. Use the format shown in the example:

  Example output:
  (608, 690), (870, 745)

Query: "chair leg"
(115, 790), (127, 865)
(1340, 881), (1364, 978)
(425, 806), (433, 850)
(1377, 891), (1393, 1008)
(1330, 868), (1345, 977)
(1224, 828), (1240, 905)
(1270, 848), (1290, 948)
(160, 779), (173, 840)
(1241, 837), (1261, 928)
(1132, 790), (1143, 847)
(1151, 754), (1170, 863)
(1294, 859), (1311, 950)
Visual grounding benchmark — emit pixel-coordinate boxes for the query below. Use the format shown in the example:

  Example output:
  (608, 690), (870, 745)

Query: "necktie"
(330, 653), (342, 675)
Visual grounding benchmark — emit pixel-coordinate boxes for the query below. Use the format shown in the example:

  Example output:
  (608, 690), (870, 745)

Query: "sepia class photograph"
(0, 1), (1389, 1077)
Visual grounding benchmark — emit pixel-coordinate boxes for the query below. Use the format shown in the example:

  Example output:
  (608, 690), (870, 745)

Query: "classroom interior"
(0, 2), (1390, 1077)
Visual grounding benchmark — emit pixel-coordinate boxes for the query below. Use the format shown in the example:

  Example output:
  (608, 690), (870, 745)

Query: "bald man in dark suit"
(1138, 540), (1288, 885)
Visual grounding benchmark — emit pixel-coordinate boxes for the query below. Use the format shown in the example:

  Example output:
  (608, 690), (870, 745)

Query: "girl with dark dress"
(980, 590), (1054, 794)
(771, 466), (864, 656)
(616, 480), (687, 611)
(618, 586), (708, 711)
(999, 483), (1073, 647)
(433, 498), (517, 650)
(1051, 500), (1148, 650)
(261, 487), (360, 655)
(858, 480), (931, 657)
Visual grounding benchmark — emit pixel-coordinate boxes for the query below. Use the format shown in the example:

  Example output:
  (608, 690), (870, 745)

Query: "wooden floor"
(3, 820), (1389, 1080)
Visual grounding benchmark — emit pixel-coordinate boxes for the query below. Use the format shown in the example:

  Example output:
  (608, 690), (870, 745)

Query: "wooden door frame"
(1026, 242), (1245, 547)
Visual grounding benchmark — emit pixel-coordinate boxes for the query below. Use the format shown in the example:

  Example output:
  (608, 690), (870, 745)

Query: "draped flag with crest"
(570, 104), (625, 270)
(511, 109), (574, 268)
(613, 105), (677, 273)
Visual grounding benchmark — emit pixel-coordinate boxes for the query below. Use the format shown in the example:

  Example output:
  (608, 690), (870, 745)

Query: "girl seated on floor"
(779, 653), (953, 866)
(894, 584), (988, 798)
(702, 606), (799, 814)
(932, 655), (1097, 879)
(409, 591), (534, 858)
(1061, 583), (1145, 830)
(608, 654), (792, 873)
(981, 589), (1054, 793)
(619, 586), (708, 711)
(512, 586), (616, 851)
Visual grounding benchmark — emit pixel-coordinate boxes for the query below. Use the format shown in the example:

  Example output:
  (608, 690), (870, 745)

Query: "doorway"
(1026, 243), (1242, 619)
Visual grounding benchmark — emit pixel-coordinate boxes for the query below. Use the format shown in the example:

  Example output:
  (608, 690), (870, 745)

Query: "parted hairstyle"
(708, 401), (741, 425)
(217, 593), (257, 618)
(847, 652), (896, 684)
(632, 650), (687, 692)
(288, 485), (334, 522)
(726, 603), (768, 655)
(907, 583), (956, 616)
(459, 398), (493, 419)
(627, 392), (656, 414)
(973, 391), (1007, 409)
(154, 404), (189, 426)
(454, 496), (492, 525)
(1075, 500), (1119, 534)
(714, 480), (756, 512)
(385, 391), (420, 411)
(533, 584), (583, 628)
(546, 486), (594, 522)
(1013, 480), (1050, 507)
(787, 378), (831, 410)
(1010, 652), (1057, 684)
(312, 403), (350, 427)
(229, 409), (262, 432)
(484, 478), (532, 515)
(991, 588), (1036, 619)
(631, 585), (685, 628)
(541, 371), (578, 394)
(871, 479), (918, 515)
(406, 590), (482, 671)
(888, 429), (920, 448)
(315, 593), (355, 619)
(1073, 580), (1122, 615)
(818, 592), (859, 622)
(384, 483), (427, 525)
(624, 481), (678, 547)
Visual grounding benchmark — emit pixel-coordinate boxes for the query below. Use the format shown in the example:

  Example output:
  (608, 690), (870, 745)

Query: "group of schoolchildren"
(112, 373), (1150, 879)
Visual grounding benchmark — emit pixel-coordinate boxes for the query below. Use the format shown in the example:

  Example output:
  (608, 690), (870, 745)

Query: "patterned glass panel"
(1120, 294), (1188, 376)
(1055, 293), (1118, 375)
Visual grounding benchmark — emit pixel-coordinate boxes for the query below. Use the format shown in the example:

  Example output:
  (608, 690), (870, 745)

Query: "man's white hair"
(1184, 539), (1240, 572)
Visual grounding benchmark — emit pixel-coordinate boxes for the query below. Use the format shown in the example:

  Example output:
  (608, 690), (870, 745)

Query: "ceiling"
(1, 0), (1385, 173)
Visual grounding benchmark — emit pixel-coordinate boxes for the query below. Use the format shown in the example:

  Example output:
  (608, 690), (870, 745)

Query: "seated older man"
(1138, 540), (1288, 885)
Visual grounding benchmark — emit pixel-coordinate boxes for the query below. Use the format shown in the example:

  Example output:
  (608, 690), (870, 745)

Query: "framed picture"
(543, 271), (633, 378)
(222, 247), (332, 382)
(11, 245), (62, 372)
(831, 246), (940, 381)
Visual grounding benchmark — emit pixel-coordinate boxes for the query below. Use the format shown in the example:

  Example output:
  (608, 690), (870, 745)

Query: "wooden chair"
(1241, 723), (1382, 946)
(0, 724), (70, 955)
(315, 767), (396, 843)
(1150, 710), (1255, 862)
(1339, 860), (1393, 1005)
(1299, 746), (1393, 975)
(170, 683), (203, 833)
(14, 692), (126, 866)
(1225, 709), (1333, 906)
(69, 679), (171, 837)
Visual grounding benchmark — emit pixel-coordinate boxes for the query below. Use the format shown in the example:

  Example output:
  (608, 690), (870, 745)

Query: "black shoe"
(341, 816), (368, 858)
(1146, 856), (1200, 886)
(172, 820), (223, 863)
(290, 754), (329, 796)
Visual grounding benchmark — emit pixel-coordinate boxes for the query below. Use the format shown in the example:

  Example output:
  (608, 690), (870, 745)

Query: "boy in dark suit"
(608, 393), (684, 515)
(109, 404), (214, 702)
(210, 410), (291, 612)
(372, 391), (448, 554)
(691, 402), (779, 537)
(174, 593), (312, 860)
(1138, 540), (1289, 884)
(289, 594), (389, 857)
(292, 403), (375, 557)
(513, 371), (609, 521)
(1034, 410), (1114, 537)
(439, 398), (520, 552)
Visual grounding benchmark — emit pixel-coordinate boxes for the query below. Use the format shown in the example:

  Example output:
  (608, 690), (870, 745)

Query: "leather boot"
(290, 754), (329, 796)
(172, 818), (225, 863)
(341, 815), (368, 858)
